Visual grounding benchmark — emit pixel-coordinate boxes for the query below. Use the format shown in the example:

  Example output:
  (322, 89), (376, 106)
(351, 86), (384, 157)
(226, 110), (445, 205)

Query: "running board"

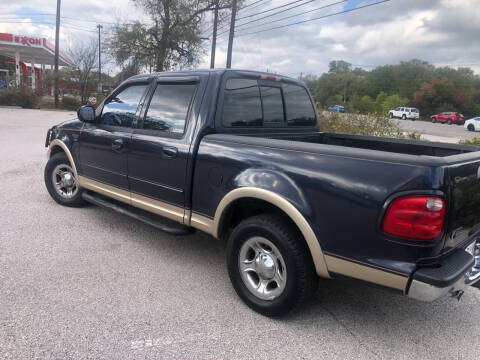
(82, 192), (194, 236)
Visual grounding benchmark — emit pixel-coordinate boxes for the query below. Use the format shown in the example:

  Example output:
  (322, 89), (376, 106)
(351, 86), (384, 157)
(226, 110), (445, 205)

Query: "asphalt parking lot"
(1, 108), (479, 359)
(396, 118), (478, 142)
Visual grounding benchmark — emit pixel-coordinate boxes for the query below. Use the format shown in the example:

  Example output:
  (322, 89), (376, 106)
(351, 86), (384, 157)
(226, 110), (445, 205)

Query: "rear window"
(222, 78), (316, 127)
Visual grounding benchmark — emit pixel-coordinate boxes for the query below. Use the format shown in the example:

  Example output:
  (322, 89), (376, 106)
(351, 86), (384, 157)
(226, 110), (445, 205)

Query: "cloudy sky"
(1, 0), (479, 76)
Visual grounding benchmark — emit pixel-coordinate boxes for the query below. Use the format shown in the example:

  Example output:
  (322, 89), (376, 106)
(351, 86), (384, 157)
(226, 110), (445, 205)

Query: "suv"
(389, 107), (420, 120)
(431, 112), (465, 125)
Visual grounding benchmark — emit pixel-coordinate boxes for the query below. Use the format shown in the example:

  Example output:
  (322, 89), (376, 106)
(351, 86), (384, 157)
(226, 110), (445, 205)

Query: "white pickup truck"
(389, 107), (420, 120)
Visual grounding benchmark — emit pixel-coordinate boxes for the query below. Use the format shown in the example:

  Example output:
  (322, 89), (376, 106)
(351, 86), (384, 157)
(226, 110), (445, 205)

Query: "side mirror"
(77, 105), (95, 122)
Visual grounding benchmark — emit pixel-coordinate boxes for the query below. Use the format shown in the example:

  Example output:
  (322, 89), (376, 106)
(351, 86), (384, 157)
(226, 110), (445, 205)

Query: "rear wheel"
(468, 124), (475, 132)
(226, 214), (318, 316)
(44, 152), (84, 207)
(447, 118), (452, 125)
(402, 114), (406, 120)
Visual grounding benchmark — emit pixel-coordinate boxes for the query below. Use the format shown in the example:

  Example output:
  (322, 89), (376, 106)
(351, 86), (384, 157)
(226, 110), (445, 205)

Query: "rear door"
(79, 81), (149, 190)
(127, 76), (200, 223)
(444, 159), (480, 252)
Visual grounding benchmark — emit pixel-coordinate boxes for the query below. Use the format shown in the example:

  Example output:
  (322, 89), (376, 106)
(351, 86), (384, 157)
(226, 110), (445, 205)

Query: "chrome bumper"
(408, 241), (480, 302)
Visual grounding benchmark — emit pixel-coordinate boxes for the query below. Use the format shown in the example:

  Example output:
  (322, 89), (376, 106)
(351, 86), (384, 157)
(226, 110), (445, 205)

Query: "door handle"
(162, 146), (178, 158)
(112, 138), (124, 152)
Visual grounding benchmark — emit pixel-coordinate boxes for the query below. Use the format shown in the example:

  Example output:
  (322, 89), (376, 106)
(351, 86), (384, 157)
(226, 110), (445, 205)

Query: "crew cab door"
(79, 82), (149, 190)
(127, 77), (200, 223)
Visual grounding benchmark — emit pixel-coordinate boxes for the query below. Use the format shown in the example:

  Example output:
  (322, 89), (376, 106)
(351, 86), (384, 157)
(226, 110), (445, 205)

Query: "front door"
(79, 82), (149, 191)
(128, 78), (199, 222)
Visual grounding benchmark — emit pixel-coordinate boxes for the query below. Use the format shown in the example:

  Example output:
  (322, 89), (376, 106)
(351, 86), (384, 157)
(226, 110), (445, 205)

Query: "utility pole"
(226, 0), (237, 69)
(54, 0), (61, 108)
(97, 24), (103, 92)
(210, 1), (219, 69)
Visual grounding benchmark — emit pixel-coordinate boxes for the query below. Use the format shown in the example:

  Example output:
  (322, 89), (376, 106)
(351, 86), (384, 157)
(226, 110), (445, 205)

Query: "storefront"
(0, 33), (74, 91)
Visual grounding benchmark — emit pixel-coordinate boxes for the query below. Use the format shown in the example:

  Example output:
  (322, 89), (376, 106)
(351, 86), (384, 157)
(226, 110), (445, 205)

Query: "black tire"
(468, 124), (475, 132)
(44, 152), (84, 207)
(447, 118), (452, 125)
(226, 214), (318, 317)
(431, 117), (436, 123)
(402, 114), (406, 120)
(389, 113), (393, 119)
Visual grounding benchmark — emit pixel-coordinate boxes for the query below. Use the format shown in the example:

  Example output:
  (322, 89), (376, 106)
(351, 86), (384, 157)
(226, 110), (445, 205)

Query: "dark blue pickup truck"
(44, 69), (480, 316)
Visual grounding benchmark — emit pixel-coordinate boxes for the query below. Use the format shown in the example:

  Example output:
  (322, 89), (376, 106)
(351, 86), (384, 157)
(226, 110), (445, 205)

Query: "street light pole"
(226, 0), (237, 69)
(54, 0), (61, 108)
(97, 24), (103, 92)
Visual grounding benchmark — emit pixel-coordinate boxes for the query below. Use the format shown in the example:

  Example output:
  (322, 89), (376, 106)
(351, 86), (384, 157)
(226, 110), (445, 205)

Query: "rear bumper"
(407, 243), (480, 302)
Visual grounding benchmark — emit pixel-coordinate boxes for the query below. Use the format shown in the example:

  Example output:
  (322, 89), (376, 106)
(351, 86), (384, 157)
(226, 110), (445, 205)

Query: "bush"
(60, 96), (81, 111)
(0, 88), (39, 108)
(319, 112), (405, 138)
(459, 137), (480, 146)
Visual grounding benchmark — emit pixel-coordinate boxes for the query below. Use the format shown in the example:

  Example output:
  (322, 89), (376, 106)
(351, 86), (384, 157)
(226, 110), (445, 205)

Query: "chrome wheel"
(51, 164), (78, 199)
(238, 236), (287, 301)
(466, 242), (480, 283)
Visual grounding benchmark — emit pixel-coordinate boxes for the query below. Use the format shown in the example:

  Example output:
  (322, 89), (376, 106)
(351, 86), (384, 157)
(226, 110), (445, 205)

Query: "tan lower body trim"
(324, 254), (408, 292)
(78, 176), (185, 223)
(190, 213), (215, 235)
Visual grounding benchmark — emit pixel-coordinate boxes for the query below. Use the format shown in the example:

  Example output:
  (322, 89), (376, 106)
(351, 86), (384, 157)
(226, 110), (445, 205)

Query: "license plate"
(465, 241), (476, 256)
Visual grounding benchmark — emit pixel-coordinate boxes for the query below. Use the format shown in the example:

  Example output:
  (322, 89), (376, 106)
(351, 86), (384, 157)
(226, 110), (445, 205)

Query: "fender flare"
(47, 139), (78, 178)
(212, 187), (330, 278)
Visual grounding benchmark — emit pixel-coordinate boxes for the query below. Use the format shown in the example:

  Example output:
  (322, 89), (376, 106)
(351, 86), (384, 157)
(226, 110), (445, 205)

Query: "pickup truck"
(44, 69), (480, 316)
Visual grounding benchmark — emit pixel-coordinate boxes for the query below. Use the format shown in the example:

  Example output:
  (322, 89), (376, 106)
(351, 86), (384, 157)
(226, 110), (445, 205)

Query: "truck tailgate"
(445, 159), (480, 252)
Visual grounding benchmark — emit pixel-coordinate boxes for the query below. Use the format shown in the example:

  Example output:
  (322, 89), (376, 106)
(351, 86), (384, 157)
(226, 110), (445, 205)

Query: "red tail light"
(382, 196), (445, 240)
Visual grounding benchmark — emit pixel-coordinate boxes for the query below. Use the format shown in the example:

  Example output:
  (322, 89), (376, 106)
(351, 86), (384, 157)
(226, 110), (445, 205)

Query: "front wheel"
(447, 119), (452, 125)
(226, 215), (318, 316)
(431, 117), (436, 123)
(44, 152), (84, 207)
(389, 113), (394, 119)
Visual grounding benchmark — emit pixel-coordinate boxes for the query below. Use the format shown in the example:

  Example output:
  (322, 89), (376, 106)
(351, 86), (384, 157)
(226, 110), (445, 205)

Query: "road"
(1, 108), (479, 359)
(396, 118), (478, 142)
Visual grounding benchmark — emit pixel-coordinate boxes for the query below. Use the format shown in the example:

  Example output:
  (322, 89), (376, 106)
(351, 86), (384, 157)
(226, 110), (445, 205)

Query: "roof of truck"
(129, 69), (300, 83)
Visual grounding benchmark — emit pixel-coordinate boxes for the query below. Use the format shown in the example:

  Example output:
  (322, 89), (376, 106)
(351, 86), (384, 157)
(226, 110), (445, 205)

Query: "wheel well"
(49, 145), (65, 158)
(218, 197), (302, 242)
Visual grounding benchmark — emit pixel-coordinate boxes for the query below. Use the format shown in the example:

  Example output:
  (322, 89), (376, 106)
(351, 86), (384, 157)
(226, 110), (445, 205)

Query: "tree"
(328, 60), (352, 74)
(109, 0), (231, 73)
(413, 78), (466, 116)
(67, 37), (98, 104)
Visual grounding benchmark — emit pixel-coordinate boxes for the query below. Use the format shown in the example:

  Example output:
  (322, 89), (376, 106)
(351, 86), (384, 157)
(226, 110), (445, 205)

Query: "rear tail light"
(382, 196), (445, 240)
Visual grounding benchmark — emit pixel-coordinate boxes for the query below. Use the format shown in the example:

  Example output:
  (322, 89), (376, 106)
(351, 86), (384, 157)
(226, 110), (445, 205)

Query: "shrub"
(319, 112), (405, 138)
(459, 137), (480, 146)
(0, 87), (39, 108)
(60, 96), (81, 111)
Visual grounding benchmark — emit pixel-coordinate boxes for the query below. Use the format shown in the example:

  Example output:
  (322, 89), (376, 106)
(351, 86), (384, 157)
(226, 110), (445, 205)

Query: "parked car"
(44, 69), (480, 316)
(328, 104), (345, 113)
(388, 107), (419, 120)
(431, 112), (465, 125)
(464, 117), (480, 131)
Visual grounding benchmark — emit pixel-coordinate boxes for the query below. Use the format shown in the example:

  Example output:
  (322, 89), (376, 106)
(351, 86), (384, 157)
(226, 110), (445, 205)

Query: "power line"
(218, 0), (347, 37)
(237, 0), (310, 20)
(0, 13), (133, 25)
(232, 0), (391, 37)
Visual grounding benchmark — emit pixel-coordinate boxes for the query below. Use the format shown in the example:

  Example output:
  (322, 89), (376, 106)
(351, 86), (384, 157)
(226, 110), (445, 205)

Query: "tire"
(447, 119), (452, 125)
(389, 113), (393, 119)
(431, 117), (436, 123)
(226, 214), (318, 317)
(44, 152), (84, 207)
(402, 114), (406, 120)
(468, 124), (475, 132)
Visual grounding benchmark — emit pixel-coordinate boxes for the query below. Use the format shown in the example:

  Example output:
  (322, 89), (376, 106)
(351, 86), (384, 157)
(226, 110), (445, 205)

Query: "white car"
(388, 107), (420, 120)
(464, 117), (480, 131)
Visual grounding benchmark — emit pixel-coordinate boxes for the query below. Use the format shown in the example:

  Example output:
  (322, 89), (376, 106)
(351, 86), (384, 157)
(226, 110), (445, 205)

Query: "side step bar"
(82, 191), (194, 236)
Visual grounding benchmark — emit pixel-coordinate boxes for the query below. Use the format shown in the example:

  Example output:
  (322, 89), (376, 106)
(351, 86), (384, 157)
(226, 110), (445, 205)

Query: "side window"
(260, 86), (284, 123)
(222, 79), (262, 127)
(282, 84), (316, 126)
(99, 84), (147, 127)
(143, 83), (196, 135)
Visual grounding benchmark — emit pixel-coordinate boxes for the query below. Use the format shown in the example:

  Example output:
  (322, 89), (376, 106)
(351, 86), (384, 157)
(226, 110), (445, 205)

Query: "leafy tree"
(109, 0), (232, 72)
(380, 94), (409, 115)
(413, 78), (466, 116)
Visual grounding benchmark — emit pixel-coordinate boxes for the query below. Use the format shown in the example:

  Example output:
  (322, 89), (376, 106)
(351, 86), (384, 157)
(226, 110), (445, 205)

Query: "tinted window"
(223, 79), (262, 127)
(100, 84), (147, 127)
(143, 83), (196, 134)
(261, 86), (284, 123)
(282, 84), (316, 126)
